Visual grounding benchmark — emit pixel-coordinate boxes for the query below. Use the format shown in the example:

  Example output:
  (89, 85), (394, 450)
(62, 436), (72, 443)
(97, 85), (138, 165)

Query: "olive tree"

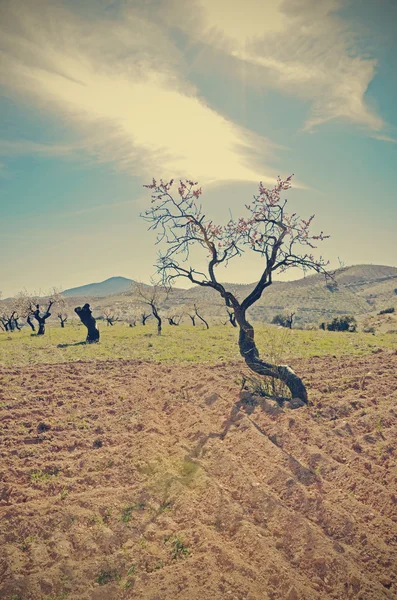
(142, 176), (330, 404)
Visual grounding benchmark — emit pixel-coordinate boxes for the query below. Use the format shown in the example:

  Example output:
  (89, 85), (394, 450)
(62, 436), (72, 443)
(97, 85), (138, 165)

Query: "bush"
(325, 315), (357, 332)
(271, 313), (294, 328)
(378, 307), (395, 315)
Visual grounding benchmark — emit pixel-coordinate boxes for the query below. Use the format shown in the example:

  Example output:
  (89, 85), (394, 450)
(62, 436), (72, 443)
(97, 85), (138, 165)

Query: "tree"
(193, 303), (209, 329)
(325, 315), (357, 332)
(186, 303), (209, 328)
(74, 304), (100, 342)
(32, 301), (54, 335)
(103, 308), (121, 326)
(167, 314), (182, 326)
(13, 290), (37, 331)
(141, 311), (151, 326)
(142, 176), (330, 403)
(57, 313), (68, 328)
(272, 312), (295, 329)
(136, 283), (168, 336)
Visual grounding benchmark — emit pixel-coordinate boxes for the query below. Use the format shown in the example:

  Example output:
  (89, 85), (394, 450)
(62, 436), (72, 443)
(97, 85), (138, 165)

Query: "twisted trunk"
(27, 316), (36, 331)
(74, 304), (100, 343)
(235, 308), (308, 403)
(33, 304), (52, 336)
(151, 304), (162, 335)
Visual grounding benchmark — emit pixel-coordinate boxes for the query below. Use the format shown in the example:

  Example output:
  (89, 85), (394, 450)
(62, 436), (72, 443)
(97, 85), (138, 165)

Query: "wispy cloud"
(0, 140), (81, 156)
(165, 0), (386, 134)
(371, 134), (397, 144)
(0, 0), (282, 185)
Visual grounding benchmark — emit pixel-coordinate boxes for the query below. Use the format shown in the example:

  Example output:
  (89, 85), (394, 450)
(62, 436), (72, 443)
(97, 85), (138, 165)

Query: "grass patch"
(1, 323), (396, 368)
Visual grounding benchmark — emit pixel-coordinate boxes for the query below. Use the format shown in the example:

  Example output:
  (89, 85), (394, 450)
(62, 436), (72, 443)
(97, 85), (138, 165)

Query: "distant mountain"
(60, 264), (397, 327)
(62, 276), (134, 298)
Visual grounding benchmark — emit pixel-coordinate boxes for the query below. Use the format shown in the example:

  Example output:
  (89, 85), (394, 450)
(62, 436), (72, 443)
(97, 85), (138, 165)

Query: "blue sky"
(0, 0), (396, 298)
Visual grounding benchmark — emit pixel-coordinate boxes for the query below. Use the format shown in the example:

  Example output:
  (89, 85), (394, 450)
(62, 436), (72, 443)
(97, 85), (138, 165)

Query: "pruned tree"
(136, 283), (168, 335)
(193, 303), (209, 329)
(141, 311), (151, 325)
(167, 314), (182, 326)
(12, 290), (36, 331)
(74, 303), (100, 343)
(142, 176), (330, 404)
(32, 300), (54, 335)
(57, 313), (68, 328)
(103, 308), (121, 326)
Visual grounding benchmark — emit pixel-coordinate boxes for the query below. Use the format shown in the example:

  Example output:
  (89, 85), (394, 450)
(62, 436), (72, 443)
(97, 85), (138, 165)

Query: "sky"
(1, 0), (396, 298)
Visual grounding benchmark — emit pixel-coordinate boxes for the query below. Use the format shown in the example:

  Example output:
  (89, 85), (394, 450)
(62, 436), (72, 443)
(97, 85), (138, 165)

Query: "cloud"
(163, 0), (385, 133)
(371, 134), (397, 144)
(0, 0), (282, 186)
(0, 140), (81, 156)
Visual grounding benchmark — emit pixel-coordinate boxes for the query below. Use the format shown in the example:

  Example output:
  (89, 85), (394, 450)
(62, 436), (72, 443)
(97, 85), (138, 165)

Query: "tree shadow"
(57, 341), (87, 348)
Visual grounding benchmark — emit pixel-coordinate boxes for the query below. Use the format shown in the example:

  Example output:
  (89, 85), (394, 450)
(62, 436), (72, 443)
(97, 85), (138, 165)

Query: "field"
(1, 324), (397, 599)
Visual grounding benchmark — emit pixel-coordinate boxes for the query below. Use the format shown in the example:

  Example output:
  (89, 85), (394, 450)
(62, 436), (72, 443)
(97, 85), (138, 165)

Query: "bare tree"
(74, 304), (100, 343)
(136, 283), (168, 335)
(13, 290), (37, 331)
(167, 314), (182, 326)
(141, 311), (151, 326)
(142, 176), (330, 404)
(57, 313), (68, 328)
(32, 300), (54, 335)
(103, 308), (121, 326)
(193, 303), (209, 329)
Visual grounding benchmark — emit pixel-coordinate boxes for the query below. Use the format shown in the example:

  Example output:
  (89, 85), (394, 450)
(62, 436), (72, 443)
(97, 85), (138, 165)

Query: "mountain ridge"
(62, 276), (134, 298)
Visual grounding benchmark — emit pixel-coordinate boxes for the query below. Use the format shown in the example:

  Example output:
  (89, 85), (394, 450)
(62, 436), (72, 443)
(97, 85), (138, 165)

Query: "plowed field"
(1, 352), (396, 599)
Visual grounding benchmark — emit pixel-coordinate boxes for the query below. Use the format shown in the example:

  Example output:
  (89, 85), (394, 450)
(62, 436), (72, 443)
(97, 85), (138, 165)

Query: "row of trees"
(0, 290), (68, 335)
(0, 284), (215, 337)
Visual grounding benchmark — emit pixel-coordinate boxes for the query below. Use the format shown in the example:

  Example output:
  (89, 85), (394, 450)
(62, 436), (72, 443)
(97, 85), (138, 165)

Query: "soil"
(0, 352), (396, 599)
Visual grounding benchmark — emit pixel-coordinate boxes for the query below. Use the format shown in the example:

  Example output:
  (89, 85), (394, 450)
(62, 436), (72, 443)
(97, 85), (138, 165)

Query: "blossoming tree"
(142, 176), (330, 404)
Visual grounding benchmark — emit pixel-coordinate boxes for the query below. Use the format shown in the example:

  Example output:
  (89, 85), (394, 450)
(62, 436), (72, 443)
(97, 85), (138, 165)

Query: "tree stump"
(74, 304), (100, 343)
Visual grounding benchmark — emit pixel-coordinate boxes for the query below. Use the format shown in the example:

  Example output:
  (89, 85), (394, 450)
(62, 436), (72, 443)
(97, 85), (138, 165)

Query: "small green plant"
(120, 503), (145, 522)
(166, 535), (190, 560)
(30, 467), (59, 483)
(126, 565), (136, 577)
(60, 488), (69, 500)
(20, 535), (35, 552)
(95, 569), (120, 586)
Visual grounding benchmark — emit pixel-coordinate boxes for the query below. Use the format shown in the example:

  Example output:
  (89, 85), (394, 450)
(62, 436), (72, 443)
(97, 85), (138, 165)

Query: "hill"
(62, 276), (134, 298)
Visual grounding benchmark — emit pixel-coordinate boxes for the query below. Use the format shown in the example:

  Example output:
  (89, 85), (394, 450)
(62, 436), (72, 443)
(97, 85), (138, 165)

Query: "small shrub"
(165, 535), (190, 560)
(325, 315), (357, 332)
(378, 307), (395, 315)
(96, 569), (120, 585)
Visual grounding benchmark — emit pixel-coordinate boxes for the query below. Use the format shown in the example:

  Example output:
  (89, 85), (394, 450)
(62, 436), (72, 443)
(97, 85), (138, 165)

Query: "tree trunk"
(33, 305), (51, 336)
(27, 316), (36, 331)
(195, 310), (209, 329)
(235, 309), (308, 404)
(74, 304), (100, 343)
(151, 304), (162, 335)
